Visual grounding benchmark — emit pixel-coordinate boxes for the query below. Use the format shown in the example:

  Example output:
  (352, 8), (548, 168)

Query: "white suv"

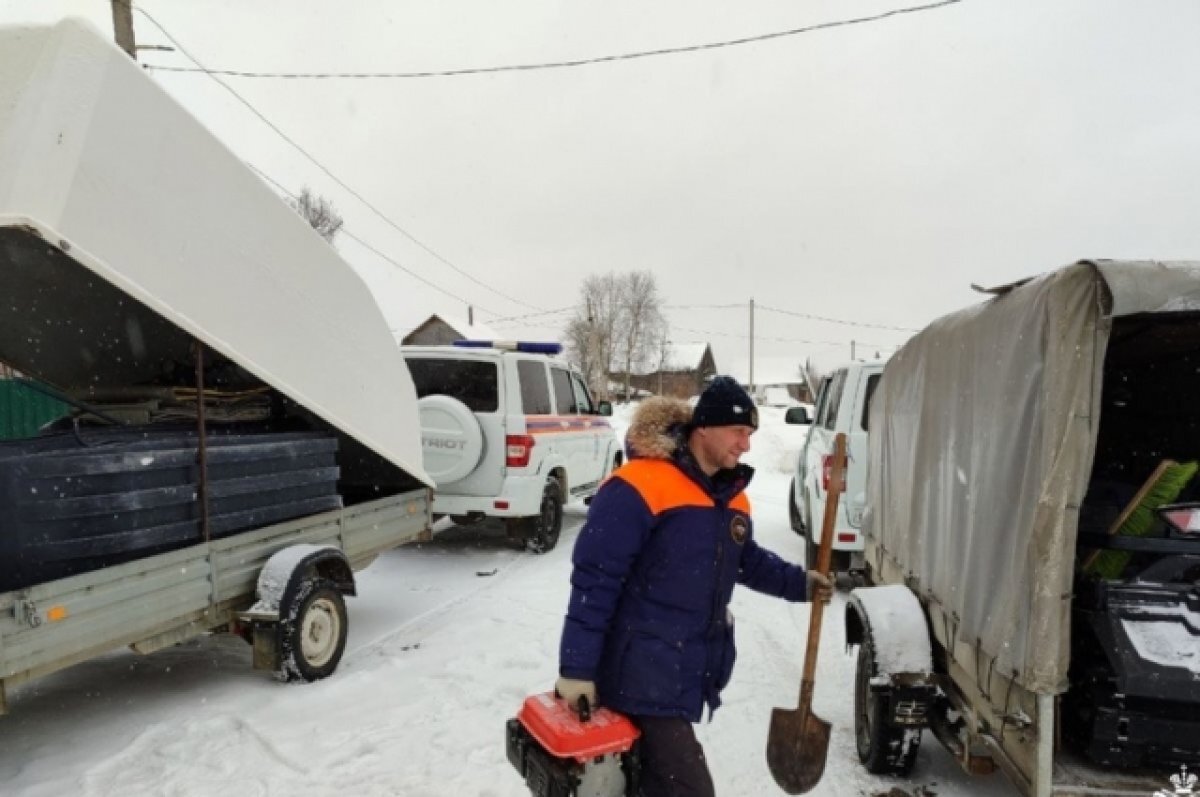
(401, 342), (621, 552)
(787, 360), (884, 574)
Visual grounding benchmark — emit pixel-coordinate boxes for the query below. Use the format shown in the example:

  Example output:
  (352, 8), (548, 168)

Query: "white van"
(787, 361), (884, 573)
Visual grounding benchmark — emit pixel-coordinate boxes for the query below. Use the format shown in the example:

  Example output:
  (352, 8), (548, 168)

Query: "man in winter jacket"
(556, 376), (832, 797)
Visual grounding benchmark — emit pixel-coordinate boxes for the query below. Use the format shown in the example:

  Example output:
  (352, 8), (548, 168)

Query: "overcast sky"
(5, 0), (1200, 375)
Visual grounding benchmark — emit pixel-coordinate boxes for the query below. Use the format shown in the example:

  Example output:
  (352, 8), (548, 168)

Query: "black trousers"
(631, 715), (716, 797)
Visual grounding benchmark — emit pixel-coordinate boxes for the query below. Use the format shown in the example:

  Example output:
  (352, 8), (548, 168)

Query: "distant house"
(398, 313), (501, 346)
(724, 355), (814, 404)
(620, 343), (717, 399)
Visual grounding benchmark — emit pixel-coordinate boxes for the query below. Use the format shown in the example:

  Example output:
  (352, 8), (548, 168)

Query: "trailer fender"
(269, 545), (356, 613)
(240, 544), (355, 681)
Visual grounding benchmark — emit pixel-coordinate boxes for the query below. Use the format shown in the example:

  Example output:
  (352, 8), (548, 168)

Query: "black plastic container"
(0, 426), (341, 591)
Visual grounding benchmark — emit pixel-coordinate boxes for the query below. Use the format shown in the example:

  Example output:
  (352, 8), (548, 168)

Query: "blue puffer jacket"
(558, 398), (810, 722)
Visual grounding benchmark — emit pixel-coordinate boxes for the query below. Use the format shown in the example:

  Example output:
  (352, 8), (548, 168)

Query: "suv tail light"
(821, 455), (833, 491)
(1159, 505), (1200, 535)
(506, 434), (536, 468)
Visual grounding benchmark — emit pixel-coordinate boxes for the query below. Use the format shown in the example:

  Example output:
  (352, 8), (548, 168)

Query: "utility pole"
(111, 0), (136, 60)
(851, 339), (856, 361)
(748, 298), (755, 394)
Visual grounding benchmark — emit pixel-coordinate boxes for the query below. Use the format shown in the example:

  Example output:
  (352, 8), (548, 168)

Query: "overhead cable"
(756, 303), (919, 332)
(247, 163), (502, 314)
(134, 6), (543, 313)
(142, 1), (962, 80)
(669, 323), (893, 347)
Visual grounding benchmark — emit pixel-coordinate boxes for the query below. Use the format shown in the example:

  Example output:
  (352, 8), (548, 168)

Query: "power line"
(488, 301), (921, 336)
(672, 324), (897, 348)
(142, 1), (962, 80)
(246, 163), (503, 314)
(756, 303), (920, 332)
(662, 303), (745, 311)
(662, 300), (919, 332)
(487, 302), (745, 325)
(133, 6), (543, 314)
(486, 306), (575, 324)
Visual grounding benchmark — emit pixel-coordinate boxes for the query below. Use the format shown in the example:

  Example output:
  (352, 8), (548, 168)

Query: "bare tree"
(289, 187), (344, 243)
(565, 271), (667, 401)
(616, 271), (666, 401)
(564, 273), (623, 400)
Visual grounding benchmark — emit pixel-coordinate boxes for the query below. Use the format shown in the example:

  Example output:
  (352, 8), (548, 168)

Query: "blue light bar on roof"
(452, 340), (564, 355)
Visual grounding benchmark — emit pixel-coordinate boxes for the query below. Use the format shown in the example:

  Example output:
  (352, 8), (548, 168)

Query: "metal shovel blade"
(766, 705), (831, 795)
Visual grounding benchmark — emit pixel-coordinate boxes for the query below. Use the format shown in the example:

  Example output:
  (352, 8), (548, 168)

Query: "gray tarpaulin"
(865, 260), (1200, 694)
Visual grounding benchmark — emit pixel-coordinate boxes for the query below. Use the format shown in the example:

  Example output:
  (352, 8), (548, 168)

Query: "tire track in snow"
(81, 714), (306, 796)
(343, 513), (584, 666)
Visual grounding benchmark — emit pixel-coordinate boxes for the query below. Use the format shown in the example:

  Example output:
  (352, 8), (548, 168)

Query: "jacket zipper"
(706, 506), (726, 702)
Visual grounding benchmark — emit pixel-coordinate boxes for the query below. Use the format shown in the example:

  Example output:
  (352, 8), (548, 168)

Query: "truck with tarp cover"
(0, 19), (435, 708)
(844, 260), (1200, 796)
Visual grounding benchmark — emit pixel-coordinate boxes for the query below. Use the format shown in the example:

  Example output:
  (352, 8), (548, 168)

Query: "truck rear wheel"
(279, 578), (348, 682)
(855, 632), (921, 774)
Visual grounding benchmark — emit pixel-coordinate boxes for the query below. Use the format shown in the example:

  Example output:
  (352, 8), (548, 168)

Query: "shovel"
(766, 432), (847, 794)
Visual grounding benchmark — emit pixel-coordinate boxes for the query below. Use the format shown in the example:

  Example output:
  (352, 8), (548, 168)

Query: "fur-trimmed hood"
(624, 396), (692, 460)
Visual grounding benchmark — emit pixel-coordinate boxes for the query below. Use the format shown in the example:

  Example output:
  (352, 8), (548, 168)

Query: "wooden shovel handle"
(798, 433), (847, 707)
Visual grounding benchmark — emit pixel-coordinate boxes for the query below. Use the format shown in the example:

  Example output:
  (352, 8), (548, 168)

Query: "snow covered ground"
(0, 404), (1018, 796)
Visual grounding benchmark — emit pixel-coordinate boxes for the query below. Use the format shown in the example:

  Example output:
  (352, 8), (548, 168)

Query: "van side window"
(570, 373), (595, 414)
(518, 360), (553, 415)
(860, 374), (881, 431)
(550, 368), (578, 414)
(822, 371), (847, 431)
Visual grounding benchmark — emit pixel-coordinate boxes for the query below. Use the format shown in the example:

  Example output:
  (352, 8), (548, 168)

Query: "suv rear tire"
(523, 478), (564, 554)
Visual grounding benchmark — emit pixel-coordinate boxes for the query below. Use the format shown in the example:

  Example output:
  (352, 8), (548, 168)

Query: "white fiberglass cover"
(0, 19), (431, 488)
(865, 259), (1200, 694)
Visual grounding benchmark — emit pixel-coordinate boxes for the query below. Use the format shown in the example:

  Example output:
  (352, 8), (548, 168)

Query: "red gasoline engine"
(506, 692), (641, 797)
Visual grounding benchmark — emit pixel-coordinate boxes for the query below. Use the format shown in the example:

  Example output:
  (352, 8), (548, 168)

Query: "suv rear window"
(518, 360), (553, 415)
(405, 358), (499, 412)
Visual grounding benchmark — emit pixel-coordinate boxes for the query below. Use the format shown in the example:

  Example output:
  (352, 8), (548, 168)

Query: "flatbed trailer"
(0, 490), (431, 711)
(0, 19), (437, 707)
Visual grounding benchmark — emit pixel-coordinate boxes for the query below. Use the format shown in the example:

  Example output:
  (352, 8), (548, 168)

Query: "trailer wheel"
(279, 578), (348, 682)
(855, 632), (921, 774)
(524, 478), (564, 554)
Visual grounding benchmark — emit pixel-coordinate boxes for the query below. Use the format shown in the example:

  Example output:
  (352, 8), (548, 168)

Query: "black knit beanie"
(691, 376), (759, 430)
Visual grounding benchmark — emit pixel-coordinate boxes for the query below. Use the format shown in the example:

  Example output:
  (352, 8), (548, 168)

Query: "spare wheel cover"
(417, 395), (485, 485)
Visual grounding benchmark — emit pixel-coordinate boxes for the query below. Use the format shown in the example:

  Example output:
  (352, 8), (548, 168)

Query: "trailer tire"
(279, 578), (348, 683)
(855, 632), (921, 775)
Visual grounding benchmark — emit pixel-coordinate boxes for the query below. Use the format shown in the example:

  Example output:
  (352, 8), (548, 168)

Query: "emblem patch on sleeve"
(730, 515), (749, 544)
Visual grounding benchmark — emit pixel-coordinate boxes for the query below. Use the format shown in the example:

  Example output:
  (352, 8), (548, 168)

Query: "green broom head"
(1088, 460), (1199, 579)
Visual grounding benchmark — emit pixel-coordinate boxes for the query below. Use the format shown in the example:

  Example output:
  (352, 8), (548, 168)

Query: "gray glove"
(555, 676), (597, 715)
(806, 570), (833, 603)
